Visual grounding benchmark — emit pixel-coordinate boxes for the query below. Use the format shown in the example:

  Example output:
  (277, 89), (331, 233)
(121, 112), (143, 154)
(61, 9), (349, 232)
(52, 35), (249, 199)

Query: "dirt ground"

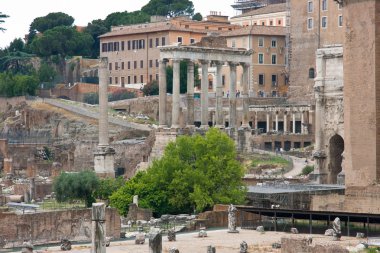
(38, 229), (364, 253)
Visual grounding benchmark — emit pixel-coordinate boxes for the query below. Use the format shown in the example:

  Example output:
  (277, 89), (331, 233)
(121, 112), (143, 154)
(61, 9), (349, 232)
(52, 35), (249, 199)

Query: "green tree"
(53, 171), (99, 207)
(38, 62), (57, 85)
(166, 61), (200, 94)
(110, 128), (246, 216)
(84, 19), (109, 58)
(29, 12), (74, 34)
(0, 72), (39, 97)
(0, 51), (35, 74)
(0, 12), (9, 32)
(104, 11), (150, 28)
(8, 38), (25, 52)
(192, 12), (203, 21)
(142, 0), (195, 17)
(94, 177), (125, 201)
(142, 80), (159, 96)
(83, 92), (99, 104)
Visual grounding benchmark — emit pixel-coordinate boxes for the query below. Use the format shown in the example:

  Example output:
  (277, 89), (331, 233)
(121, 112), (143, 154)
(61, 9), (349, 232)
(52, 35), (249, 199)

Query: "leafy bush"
(142, 80), (159, 96)
(301, 165), (314, 176)
(83, 92), (99, 104)
(108, 89), (135, 102)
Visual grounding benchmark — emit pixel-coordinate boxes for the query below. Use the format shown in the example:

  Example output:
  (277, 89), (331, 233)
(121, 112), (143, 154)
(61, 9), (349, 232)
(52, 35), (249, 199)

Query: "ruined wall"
(344, 0), (379, 187)
(281, 237), (348, 253)
(126, 203), (153, 221)
(0, 97), (27, 113)
(0, 208), (120, 248)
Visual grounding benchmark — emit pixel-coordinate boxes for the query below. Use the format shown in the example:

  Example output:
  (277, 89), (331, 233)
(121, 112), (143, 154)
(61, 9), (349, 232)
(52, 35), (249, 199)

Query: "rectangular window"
(278, 20), (282, 25)
(322, 0), (327, 11)
(231, 39), (236, 48)
(109, 77), (112, 84)
(222, 75), (225, 86)
(190, 38), (195, 44)
(258, 74), (265, 85)
(132, 40), (136, 50)
(258, 37), (264, 47)
(338, 15), (343, 27)
(307, 18), (313, 30)
(149, 38), (153, 48)
(149, 75), (153, 82)
(140, 75), (144, 83)
(128, 61), (131, 70)
(134, 76), (137, 83)
(121, 41), (125, 51)
(139, 39), (145, 49)
(109, 63), (112, 71)
(115, 62), (118, 70)
(162, 37), (166, 46)
(271, 38), (277, 48)
(128, 41), (131, 50)
(149, 60), (153, 68)
(156, 74), (159, 80)
(261, 21), (265, 26)
(155, 38), (159, 47)
(115, 77), (118, 84)
(269, 20), (273, 26)
(140, 60), (144, 68)
(258, 53), (264, 64)
(128, 76), (131, 84)
(307, 1), (313, 13)
(177, 37), (183, 43)
(114, 42), (119, 51)
(271, 74), (277, 86)
(108, 42), (113, 52)
(121, 77), (125, 86)
(156, 59), (159, 67)
(121, 62), (124, 70)
(134, 61), (137, 69)
(102, 43), (108, 52)
(271, 54), (277, 64)
(321, 16), (327, 28)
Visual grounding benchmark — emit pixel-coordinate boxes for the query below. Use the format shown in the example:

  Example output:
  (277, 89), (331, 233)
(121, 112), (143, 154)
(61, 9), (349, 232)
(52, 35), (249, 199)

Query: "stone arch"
(328, 134), (344, 184)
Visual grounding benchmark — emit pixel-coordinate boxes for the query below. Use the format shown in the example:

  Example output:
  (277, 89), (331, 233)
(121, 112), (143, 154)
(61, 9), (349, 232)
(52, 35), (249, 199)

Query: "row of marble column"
(158, 59), (250, 129)
(252, 110), (312, 134)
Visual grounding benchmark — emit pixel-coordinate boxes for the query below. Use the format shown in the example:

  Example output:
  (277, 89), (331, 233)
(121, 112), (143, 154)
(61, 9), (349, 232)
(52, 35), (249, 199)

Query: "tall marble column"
(241, 63), (250, 128)
(283, 113), (287, 132)
(215, 61), (224, 128)
(200, 60), (209, 128)
(94, 57), (115, 178)
(171, 59), (180, 128)
(255, 112), (258, 130)
(186, 60), (195, 127)
(159, 59), (168, 127)
(229, 62), (238, 128)
(292, 112), (296, 134)
(266, 112), (270, 133)
(301, 111), (305, 134)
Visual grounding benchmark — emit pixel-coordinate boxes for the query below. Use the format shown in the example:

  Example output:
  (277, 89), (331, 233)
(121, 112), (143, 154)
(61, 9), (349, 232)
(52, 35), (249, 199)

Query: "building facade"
(288, 0), (344, 102)
(99, 16), (238, 88)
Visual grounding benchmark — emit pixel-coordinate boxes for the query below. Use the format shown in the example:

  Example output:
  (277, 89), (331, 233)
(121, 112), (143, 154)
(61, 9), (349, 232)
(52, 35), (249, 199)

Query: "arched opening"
(309, 68), (315, 79)
(328, 134), (344, 184)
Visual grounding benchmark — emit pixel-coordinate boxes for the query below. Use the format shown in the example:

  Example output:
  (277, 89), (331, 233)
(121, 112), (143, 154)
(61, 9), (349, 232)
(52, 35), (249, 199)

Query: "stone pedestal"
(149, 232), (162, 253)
(94, 146), (115, 178)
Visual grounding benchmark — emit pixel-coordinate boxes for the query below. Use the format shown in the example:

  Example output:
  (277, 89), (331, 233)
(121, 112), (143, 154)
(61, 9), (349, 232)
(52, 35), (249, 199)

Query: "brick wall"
(0, 208), (120, 248)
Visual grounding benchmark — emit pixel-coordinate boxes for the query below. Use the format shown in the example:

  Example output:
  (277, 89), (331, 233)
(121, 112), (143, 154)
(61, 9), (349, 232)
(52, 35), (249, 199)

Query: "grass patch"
(300, 165), (314, 176)
(251, 154), (290, 168)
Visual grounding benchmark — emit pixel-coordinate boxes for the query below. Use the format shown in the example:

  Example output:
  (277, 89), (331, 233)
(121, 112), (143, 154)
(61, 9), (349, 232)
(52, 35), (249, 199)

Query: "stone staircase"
(136, 130), (177, 171)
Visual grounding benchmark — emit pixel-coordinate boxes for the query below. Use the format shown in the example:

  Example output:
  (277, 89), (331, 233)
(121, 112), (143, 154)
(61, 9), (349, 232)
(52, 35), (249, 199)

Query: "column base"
(240, 124), (251, 130)
(94, 145), (115, 178)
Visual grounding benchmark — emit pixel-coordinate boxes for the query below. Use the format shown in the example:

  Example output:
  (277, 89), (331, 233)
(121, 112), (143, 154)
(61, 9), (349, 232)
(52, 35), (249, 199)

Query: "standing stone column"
(292, 112), (296, 134)
(200, 60), (209, 128)
(283, 113), (287, 132)
(94, 57), (115, 178)
(301, 111), (305, 134)
(229, 62), (238, 128)
(29, 177), (35, 202)
(159, 59), (168, 127)
(171, 59), (181, 129)
(215, 61), (224, 128)
(91, 203), (106, 253)
(98, 57), (109, 147)
(241, 63), (250, 128)
(149, 232), (162, 253)
(255, 112), (258, 130)
(266, 112), (270, 133)
(275, 113), (279, 132)
(186, 60), (195, 127)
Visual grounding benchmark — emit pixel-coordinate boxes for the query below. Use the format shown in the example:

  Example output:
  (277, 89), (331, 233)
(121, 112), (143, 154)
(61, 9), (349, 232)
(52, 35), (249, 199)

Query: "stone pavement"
(39, 229), (362, 253)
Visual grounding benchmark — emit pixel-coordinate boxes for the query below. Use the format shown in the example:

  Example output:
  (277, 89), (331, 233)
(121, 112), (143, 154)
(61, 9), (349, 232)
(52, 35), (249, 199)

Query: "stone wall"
(0, 97), (27, 113)
(13, 182), (52, 200)
(281, 237), (348, 253)
(0, 208), (120, 248)
(126, 203), (153, 221)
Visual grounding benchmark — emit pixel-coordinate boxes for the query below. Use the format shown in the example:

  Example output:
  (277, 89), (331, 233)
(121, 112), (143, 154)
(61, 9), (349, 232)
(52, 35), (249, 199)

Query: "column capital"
(172, 58), (181, 63)
(228, 61), (240, 67)
(213, 60), (224, 66)
(159, 58), (169, 64)
(199, 59), (209, 65)
(241, 62), (251, 68)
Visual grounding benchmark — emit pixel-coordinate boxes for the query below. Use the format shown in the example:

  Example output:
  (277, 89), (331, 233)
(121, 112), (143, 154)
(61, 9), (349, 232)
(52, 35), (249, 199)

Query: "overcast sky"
(0, 0), (236, 49)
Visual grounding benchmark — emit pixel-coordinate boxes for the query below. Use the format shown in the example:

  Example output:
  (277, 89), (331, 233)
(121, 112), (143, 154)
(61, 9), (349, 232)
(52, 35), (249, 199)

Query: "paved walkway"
(42, 98), (151, 132)
(40, 229), (361, 253)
